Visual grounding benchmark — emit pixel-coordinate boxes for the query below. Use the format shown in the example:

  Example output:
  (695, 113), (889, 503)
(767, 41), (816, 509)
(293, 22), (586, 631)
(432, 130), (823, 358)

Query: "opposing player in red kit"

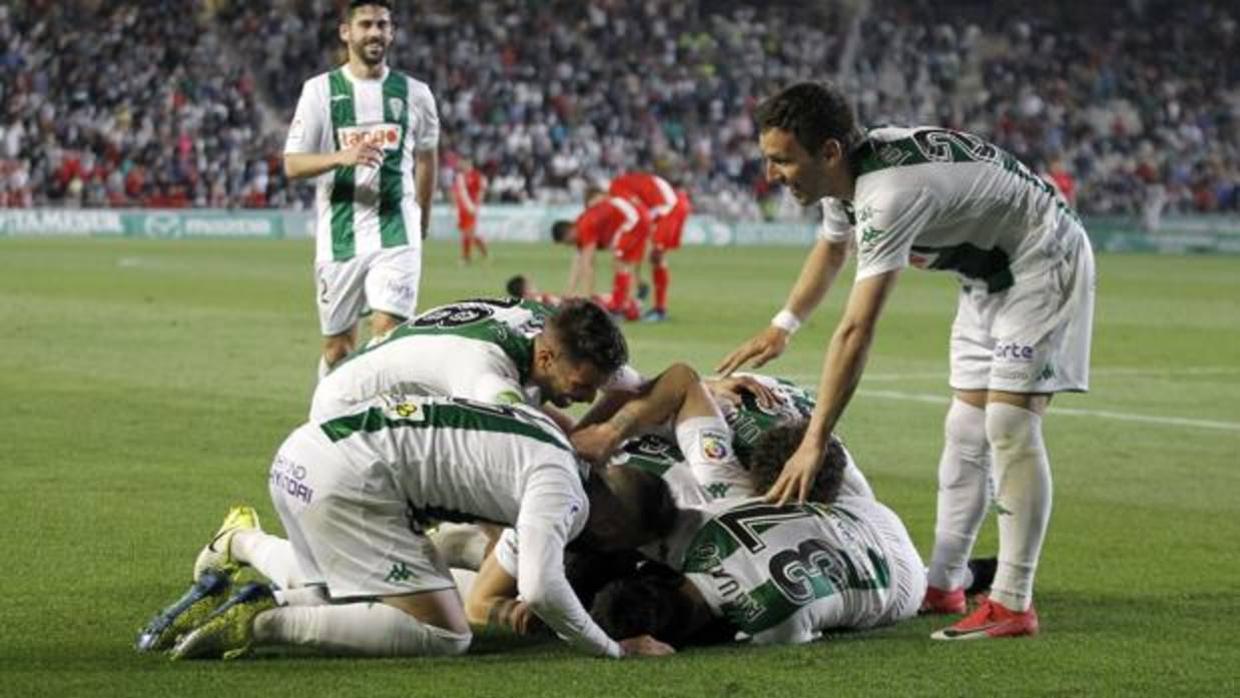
(609, 172), (691, 322)
(551, 188), (651, 321)
(453, 157), (488, 264)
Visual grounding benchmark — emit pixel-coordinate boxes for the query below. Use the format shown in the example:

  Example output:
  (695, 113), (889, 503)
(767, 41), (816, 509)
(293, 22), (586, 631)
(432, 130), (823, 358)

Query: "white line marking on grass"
(859, 389), (1240, 433)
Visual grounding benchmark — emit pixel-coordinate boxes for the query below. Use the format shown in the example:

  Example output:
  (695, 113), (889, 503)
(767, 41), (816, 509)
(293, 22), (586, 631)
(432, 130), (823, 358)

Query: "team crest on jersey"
(388, 98), (404, 120)
(391, 401), (425, 421)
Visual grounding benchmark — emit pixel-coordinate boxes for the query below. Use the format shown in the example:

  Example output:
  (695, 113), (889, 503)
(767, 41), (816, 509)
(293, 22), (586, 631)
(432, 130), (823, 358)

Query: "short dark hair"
(550, 220), (573, 243)
(590, 563), (688, 642)
(505, 274), (529, 298)
(746, 424), (849, 504)
(347, 0), (392, 19)
(546, 299), (628, 375)
(754, 81), (861, 154)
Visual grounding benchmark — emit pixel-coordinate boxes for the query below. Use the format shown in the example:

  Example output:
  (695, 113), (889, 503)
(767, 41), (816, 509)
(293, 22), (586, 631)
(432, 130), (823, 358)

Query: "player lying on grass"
(137, 394), (678, 660)
(589, 424), (925, 647)
(311, 296), (637, 430)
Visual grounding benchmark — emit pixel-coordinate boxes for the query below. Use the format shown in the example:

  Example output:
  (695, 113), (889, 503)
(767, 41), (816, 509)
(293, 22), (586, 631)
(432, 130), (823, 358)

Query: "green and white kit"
(285, 66), (440, 333)
(819, 126), (1095, 394)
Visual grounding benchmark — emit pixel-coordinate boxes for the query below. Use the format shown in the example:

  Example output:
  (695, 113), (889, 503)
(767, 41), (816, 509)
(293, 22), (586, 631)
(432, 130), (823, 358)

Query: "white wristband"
(771, 309), (802, 334)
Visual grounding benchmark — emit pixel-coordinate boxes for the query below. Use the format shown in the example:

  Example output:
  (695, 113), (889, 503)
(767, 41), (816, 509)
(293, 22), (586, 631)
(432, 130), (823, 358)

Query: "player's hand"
(715, 326), (791, 376)
(570, 423), (622, 466)
(338, 141), (385, 169)
(764, 439), (825, 505)
(618, 635), (676, 657)
(508, 601), (546, 636)
(705, 375), (777, 409)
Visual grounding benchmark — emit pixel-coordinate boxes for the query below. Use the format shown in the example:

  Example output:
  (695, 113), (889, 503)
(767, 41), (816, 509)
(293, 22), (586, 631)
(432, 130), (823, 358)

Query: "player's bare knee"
(322, 335), (354, 366)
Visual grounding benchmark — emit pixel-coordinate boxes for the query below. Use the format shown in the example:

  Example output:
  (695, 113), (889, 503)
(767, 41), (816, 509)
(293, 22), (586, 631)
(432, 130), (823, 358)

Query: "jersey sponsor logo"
(336, 123), (401, 151)
(270, 454), (314, 504)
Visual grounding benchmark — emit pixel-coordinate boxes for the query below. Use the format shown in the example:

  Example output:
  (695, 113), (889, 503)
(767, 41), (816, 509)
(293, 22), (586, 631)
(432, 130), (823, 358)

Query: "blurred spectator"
(1, 0), (1236, 220)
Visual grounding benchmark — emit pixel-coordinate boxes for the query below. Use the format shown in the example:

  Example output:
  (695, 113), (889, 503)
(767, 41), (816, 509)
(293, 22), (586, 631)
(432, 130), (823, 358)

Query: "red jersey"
(454, 168), (485, 224)
(609, 172), (677, 218)
(576, 196), (651, 263)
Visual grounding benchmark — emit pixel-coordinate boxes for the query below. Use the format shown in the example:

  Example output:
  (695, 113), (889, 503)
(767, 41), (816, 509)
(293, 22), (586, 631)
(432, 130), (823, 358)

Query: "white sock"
(231, 530), (305, 589)
(273, 585), (330, 607)
(927, 399), (992, 591)
(254, 601), (471, 657)
(985, 402), (1052, 612)
(676, 415), (750, 498)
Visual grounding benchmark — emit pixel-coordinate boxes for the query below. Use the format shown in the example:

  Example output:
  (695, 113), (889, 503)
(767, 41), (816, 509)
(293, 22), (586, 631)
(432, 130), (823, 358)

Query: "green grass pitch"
(2, 237), (1238, 697)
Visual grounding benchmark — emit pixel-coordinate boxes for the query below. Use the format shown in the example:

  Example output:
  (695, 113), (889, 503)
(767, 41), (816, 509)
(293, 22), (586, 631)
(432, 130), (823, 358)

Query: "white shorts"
(949, 224), (1095, 394)
(841, 496), (926, 626)
(315, 245), (422, 336)
(267, 424), (456, 600)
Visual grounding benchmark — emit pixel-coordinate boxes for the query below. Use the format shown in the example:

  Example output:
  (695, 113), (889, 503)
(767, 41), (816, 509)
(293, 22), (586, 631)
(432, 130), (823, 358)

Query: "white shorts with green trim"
(267, 424), (455, 600)
(315, 245), (422, 336)
(949, 224), (1095, 394)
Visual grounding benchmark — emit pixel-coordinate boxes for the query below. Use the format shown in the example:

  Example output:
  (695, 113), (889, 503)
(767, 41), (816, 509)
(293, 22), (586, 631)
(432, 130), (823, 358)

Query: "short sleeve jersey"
(575, 196), (650, 251)
(309, 298), (552, 421)
(609, 172), (678, 218)
(818, 126), (1081, 293)
(285, 66), (440, 263)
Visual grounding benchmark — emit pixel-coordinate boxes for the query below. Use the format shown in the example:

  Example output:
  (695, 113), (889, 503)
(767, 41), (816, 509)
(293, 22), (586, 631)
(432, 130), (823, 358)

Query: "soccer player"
(717, 82), (1096, 640)
(572, 365), (873, 502)
(156, 394), (677, 660)
(453, 157), (488, 264)
(283, 0), (439, 377)
(551, 188), (652, 321)
(309, 297), (631, 425)
(609, 172), (692, 322)
(589, 440), (924, 647)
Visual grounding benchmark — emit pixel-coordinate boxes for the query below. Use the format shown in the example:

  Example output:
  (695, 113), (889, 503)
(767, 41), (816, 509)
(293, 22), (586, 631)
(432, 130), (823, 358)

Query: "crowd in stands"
(2, 0), (1236, 222)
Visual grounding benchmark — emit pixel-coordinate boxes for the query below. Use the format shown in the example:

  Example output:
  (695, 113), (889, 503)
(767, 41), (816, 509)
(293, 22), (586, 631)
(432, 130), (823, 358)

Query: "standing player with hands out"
(718, 82), (1095, 641)
(284, 0), (440, 377)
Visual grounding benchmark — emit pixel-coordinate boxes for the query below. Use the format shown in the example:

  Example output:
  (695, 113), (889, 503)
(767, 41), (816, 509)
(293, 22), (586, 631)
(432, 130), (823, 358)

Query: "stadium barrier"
(3, 207), (1239, 254)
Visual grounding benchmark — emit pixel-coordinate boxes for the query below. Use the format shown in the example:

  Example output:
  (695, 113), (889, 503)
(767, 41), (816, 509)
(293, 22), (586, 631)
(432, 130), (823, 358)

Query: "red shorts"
(457, 211), (476, 233)
(612, 227), (649, 264)
(653, 207), (687, 251)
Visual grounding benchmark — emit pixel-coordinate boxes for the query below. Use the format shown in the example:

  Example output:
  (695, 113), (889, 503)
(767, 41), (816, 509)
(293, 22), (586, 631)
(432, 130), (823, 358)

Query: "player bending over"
(138, 395), (677, 659)
(551, 187), (652, 321)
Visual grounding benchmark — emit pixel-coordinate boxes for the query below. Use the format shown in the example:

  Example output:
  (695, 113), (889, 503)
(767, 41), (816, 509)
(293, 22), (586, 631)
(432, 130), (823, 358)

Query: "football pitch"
(2, 236), (1238, 697)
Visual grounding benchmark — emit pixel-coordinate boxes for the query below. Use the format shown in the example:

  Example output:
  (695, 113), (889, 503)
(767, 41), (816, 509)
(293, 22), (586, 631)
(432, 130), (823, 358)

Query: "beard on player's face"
(352, 38), (387, 65)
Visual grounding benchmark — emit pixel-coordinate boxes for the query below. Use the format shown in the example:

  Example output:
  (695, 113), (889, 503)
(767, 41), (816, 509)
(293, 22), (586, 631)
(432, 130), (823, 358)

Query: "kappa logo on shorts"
(384, 561), (414, 583)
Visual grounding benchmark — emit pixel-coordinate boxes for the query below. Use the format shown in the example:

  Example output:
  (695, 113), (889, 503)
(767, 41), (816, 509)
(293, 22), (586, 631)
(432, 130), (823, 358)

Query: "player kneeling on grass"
(137, 394), (678, 660)
(590, 425), (925, 647)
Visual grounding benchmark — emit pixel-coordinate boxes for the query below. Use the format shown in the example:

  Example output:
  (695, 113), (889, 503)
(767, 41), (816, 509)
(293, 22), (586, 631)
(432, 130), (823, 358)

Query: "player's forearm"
(805, 319), (874, 448)
(783, 239), (849, 320)
(415, 150), (437, 238)
(607, 363), (698, 441)
(284, 152), (345, 180)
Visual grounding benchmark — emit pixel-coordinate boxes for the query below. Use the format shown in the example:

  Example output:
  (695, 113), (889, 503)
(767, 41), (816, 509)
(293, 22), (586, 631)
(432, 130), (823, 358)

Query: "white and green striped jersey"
(285, 65), (440, 263)
(819, 126), (1085, 293)
(318, 393), (623, 657)
(612, 434), (709, 508)
(309, 298), (553, 421)
(673, 496), (899, 644)
(719, 373), (815, 464)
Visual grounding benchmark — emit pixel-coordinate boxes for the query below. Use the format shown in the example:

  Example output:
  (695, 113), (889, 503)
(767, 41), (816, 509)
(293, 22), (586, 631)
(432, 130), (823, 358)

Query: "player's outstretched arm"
(716, 238), (850, 375)
(766, 269), (900, 504)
